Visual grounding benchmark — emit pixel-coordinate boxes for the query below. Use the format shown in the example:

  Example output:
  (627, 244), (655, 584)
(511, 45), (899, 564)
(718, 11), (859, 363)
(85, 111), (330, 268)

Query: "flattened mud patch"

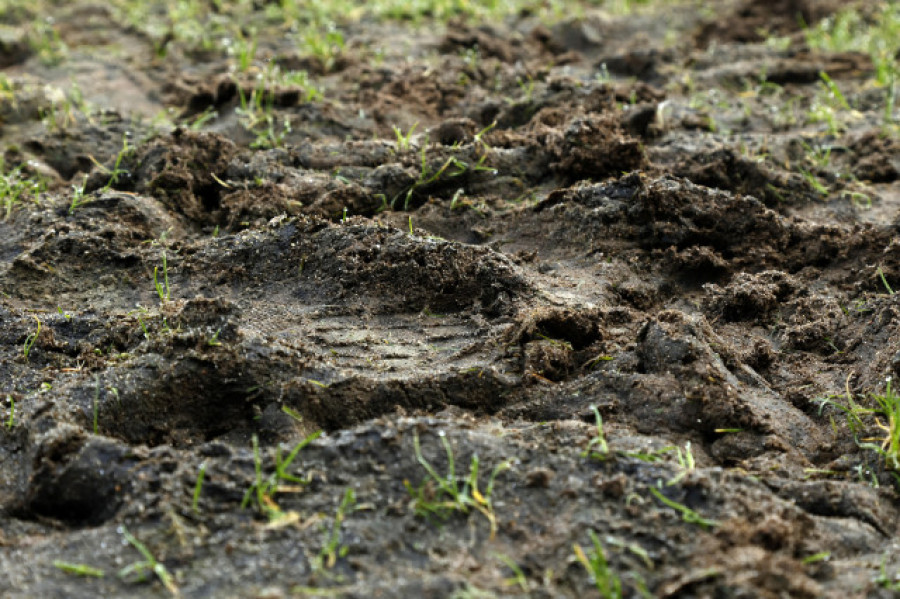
(3, 1), (900, 597)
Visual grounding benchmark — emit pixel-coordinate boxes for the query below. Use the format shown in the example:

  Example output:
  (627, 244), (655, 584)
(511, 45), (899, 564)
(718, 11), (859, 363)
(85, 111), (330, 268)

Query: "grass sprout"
(393, 122), (418, 151)
(877, 267), (895, 295)
(876, 553), (900, 590)
(649, 486), (719, 530)
(92, 375), (101, 434)
(582, 405), (611, 460)
(154, 250), (171, 303)
(90, 135), (131, 192)
(573, 530), (622, 599)
(54, 560), (105, 578)
(192, 463), (207, 513)
(404, 431), (511, 539)
(118, 527), (178, 595)
(314, 488), (356, 571)
(664, 442), (696, 486)
(242, 431), (322, 520)
(493, 552), (529, 592)
(22, 315), (41, 361)
(802, 551), (831, 565)
(67, 176), (92, 214)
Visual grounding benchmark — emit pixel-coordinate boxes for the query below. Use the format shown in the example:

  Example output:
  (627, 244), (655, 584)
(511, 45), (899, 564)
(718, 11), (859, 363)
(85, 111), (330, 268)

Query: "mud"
(2, 0), (900, 597)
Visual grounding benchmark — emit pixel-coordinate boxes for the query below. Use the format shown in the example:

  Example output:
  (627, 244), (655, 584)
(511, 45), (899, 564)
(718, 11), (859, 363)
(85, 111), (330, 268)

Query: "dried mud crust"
(3, 1), (900, 598)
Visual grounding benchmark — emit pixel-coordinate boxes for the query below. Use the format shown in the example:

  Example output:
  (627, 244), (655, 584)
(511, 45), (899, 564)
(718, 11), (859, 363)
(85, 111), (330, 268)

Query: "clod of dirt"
(0, 26), (31, 68)
(7, 2), (900, 596)
(547, 113), (646, 182)
(86, 129), (238, 226)
(25, 114), (139, 181)
(848, 129), (900, 183)
(668, 146), (815, 208)
(440, 23), (516, 63)
(695, 0), (843, 46)
(703, 271), (796, 322)
(23, 428), (132, 525)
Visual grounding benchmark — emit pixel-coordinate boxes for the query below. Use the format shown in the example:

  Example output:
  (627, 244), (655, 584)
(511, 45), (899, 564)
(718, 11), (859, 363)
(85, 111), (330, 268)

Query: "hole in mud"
(197, 182), (222, 212)
(519, 309), (602, 350)
(24, 438), (129, 526)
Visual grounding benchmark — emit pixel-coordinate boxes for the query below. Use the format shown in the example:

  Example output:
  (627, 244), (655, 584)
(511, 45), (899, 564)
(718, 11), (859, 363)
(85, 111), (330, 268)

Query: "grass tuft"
(242, 430), (322, 520)
(573, 530), (622, 599)
(404, 431), (511, 539)
(817, 377), (900, 471)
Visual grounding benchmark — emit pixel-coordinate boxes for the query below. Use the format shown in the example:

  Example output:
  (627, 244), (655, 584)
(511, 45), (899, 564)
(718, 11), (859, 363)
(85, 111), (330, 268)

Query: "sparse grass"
(843, 190), (873, 209)
(573, 530), (622, 599)
(5, 395), (14, 429)
(0, 159), (45, 221)
(806, 4), (900, 87)
(301, 26), (345, 73)
(41, 83), (94, 132)
(242, 431), (322, 520)
(582, 406), (700, 485)
(404, 431), (511, 539)
(395, 134), (495, 210)
(313, 488), (356, 572)
(449, 585), (497, 599)
(92, 375), (100, 434)
(118, 527), (178, 596)
(103, 0), (677, 73)
(396, 141), (470, 210)
(22, 315), (41, 361)
(860, 380), (900, 471)
(28, 18), (68, 66)
(798, 167), (830, 196)
(231, 27), (258, 72)
(235, 69), (296, 149)
(278, 69), (322, 102)
(799, 140), (833, 170)
(806, 72), (857, 136)
(649, 486), (719, 530)
(665, 442), (695, 486)
(129, 306), (152, 340)
(67, 176), (92, 214)
(817, 377), (900, 471)
(91, 135), (132, 192)
(185, 107), (218, 131)
(393, 122), (418, 152)
(876, 553), (900, 590)
(515, 74), (535, 102)
(493, 552), (529, 592)
(293, 585), (353, 597)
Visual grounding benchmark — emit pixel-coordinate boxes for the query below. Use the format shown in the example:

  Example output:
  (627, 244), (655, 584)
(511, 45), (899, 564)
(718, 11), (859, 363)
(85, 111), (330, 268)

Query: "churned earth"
(2, 0), (900, 596)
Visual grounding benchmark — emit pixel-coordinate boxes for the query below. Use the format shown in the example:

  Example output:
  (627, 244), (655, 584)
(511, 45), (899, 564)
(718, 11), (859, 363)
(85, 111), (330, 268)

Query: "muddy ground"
(2, 0), (900, 596)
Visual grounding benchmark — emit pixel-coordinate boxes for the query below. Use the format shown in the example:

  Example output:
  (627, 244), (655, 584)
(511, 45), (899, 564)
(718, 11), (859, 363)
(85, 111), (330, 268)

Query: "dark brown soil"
(2, 1), (900, 597)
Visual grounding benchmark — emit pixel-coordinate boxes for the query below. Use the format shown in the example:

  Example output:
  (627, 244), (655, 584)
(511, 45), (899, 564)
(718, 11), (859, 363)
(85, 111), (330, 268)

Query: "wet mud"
(2, 0), (900, 597)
